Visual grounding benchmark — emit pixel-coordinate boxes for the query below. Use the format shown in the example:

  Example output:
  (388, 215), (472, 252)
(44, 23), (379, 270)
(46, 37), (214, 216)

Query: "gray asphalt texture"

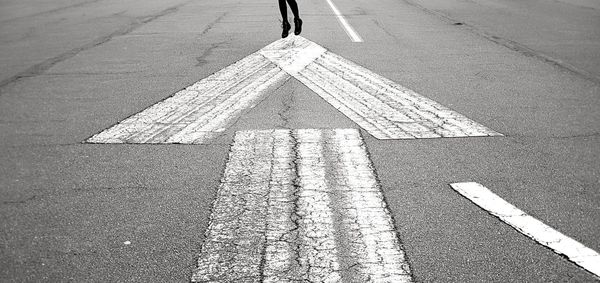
(1, 0), (599, 281)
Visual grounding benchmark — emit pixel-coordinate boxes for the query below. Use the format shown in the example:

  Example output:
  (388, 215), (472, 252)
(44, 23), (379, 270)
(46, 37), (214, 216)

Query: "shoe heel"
(294, 18), (302, 35)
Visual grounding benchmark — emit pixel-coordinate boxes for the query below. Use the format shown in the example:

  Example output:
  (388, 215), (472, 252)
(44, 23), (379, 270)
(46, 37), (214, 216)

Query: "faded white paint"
(296, 129), (342, 282)
(88, 36), (501, 144)
(263, 130), (297, 283)
(325, 0), (364, 42)
(260, 37), (327, 76)
(450, 182), (600, 278)
(328, 129), (412, 281)
(87, 54), (289, 144)
(192, 129), (413, 282)
(287, 38), (503, 139)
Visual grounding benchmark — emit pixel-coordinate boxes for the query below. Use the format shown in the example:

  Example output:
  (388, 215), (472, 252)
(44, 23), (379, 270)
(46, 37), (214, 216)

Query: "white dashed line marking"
(325, 0), (363, 42)
(87, 36), (501, 144)
(450, 182), (600, 278)
(191, 129), (412, 282)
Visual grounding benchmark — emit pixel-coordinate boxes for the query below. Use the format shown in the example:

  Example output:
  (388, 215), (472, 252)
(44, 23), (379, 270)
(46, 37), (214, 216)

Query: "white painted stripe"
(263, 130), (297, 282)
(264, 37), (501, 139)
(325, 0), (363, 42)
(88, 36), (501, 144)
(165, 68), (287, 144)
(192, 129), (413, 282)
(260, 37), (327, 76)
(86, 52), (289, 144)
(450, 182), (600, 278)
(192, 130), (275, 282)
(328, 129), (412, 281)
(296, 129), (342, 282)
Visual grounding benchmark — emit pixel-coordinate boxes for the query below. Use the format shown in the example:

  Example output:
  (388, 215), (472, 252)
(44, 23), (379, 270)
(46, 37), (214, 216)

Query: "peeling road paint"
(192, 129), (412, 282)
(87, 53), (288, 144)
(87, 36), (501, 144)
(262, 37), (502, 139)
(451, 182), (600, 279)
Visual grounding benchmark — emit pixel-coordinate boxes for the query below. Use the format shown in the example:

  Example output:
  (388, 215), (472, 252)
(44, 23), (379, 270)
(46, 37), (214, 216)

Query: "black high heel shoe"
(294, 18), (302, 35)
(282, 21), (291, 38)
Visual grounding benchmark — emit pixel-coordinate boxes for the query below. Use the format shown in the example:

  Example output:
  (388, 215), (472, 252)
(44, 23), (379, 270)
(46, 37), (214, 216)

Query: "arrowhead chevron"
(87, 35), (502, 144)
(259, 36), (326, 76)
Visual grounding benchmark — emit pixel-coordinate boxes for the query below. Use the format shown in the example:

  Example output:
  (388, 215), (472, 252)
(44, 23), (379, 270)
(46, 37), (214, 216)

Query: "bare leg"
(278, 0), (289, 23)
(286, 0), (299, 19)
(286, 0), (302, 35)
(279, 0), (292, 37)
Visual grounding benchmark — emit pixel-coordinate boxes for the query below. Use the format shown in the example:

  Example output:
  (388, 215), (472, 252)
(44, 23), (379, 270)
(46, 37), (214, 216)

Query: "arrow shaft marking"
(192, 129), (412, 282)
(87, 36), (501, 144)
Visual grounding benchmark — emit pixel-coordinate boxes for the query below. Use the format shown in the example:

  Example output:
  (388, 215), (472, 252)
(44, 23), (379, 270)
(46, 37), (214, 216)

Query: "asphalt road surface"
(1, 0), (599, 281)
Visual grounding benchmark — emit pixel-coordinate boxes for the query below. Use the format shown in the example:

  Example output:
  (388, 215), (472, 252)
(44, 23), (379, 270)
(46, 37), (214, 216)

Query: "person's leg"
(279, 0), (291, 37)
(278, 0), (289, 23)
(286, 0), (302, 35)
(285, 0), (299, 19)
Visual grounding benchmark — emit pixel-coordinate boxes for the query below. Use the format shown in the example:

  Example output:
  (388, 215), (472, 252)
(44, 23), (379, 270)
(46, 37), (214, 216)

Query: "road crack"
(277, 85), (295, 128)
(196, 41), (229, 67)
(401, 0), (600, 85)
(0, 1), (190, 94)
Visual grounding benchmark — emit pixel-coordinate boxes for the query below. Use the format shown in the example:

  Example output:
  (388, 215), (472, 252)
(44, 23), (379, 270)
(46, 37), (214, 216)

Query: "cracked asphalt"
(1, 0), (599, 281)
(193, 129), (411, 282)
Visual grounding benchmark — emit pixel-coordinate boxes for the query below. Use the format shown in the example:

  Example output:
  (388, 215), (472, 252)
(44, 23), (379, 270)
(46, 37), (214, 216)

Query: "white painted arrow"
(87, 36), (502, 144)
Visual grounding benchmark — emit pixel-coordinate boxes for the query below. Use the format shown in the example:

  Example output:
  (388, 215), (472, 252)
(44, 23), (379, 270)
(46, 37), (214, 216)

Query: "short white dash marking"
(325, 0), (363, 42)
(450, 182), (600, 278)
